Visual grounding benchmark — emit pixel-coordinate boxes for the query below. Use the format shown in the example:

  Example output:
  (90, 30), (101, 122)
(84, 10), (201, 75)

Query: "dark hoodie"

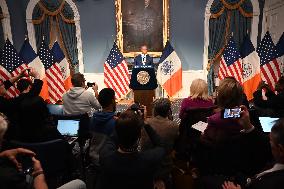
(91, 111), (115, 135)
(89, 111), (115, 166)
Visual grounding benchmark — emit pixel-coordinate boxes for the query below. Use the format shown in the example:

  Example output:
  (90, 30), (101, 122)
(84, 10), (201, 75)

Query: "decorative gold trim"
(32, 0), (75, 25)
(210, 6), (225, 19)
(210, 0), (252, 19)
(115, 0), (170, 58)
(238, 6), (253, 17)
(209, 10), (231, 68)
(32, 13), (45, 24)
(56, 15), (74, 71)
(38, 0), (66, 16)
(221, 0), (245, 10)
(60, 12), (75, 24)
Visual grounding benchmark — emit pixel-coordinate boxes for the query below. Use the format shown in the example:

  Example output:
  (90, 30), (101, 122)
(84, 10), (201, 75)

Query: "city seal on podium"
(137, 71), (150, 85)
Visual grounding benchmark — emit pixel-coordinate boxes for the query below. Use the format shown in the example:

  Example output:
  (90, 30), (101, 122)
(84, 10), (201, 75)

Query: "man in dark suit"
(134, 45), (153, 66)
(222, 118), (284, 189)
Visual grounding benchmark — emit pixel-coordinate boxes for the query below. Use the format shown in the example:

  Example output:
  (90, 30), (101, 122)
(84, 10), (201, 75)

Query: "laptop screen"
(57, 120), (79, 136)
(259, 117), (279, 132)
(47, 105), (64, 115)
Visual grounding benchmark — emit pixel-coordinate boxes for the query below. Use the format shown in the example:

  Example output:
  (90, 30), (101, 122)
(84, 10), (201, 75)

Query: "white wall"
(84, 70), (206, 99)
(262, 0), (284, 72)
(262, 0), (284, 43)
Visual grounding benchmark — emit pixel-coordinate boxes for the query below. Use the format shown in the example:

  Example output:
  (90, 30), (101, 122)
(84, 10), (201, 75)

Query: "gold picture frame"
(115, 0), (169, 58)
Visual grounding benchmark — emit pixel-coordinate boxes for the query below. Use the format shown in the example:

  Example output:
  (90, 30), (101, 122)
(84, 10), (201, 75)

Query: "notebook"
(192, 121), (208, 133)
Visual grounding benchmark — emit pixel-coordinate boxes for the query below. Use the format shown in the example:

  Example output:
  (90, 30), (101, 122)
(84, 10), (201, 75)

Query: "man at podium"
(134, 45), (153, 66)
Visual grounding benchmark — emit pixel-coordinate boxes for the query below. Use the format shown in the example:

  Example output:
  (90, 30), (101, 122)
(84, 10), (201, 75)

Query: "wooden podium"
(133, 90), (155, 117)
(129, 65), (158, 117)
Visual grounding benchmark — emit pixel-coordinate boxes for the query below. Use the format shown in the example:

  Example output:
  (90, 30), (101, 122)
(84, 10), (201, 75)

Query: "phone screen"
(222, 108), (241, 119)
(18, 155), (33, 174)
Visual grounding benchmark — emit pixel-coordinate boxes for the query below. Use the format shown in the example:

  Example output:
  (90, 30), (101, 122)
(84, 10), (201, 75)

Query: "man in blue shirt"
(89, 88), (116, 166)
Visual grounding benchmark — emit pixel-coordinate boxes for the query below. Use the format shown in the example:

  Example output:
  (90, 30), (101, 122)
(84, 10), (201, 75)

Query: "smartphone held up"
(222, 107), (241, 119)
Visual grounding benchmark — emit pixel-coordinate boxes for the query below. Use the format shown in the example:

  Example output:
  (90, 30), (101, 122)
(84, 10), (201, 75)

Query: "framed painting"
(115, 0), (169, 57)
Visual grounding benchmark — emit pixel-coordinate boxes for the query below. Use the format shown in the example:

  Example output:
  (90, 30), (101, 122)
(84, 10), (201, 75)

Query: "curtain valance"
(207, 0), (253, 94)
(31, 0), (79, 69)
(210, 0), (253, 19)
(32, 0), (75, 25)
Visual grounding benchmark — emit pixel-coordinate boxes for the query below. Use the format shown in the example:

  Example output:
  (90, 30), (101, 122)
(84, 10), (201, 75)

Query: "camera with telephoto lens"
(130, 102), (145, 118)
(87, 82), (96, 88)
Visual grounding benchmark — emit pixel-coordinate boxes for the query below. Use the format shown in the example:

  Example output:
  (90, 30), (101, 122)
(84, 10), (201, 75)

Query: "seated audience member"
(179, 79), (214, 119)
(253, 77), (284, 110)
(142, 98), (178, 150)
(141, 98), (178, 187)
(202, 77), (245, 144)
(16, 96), (62, 142)
(89, 88), (116, 166)
(9, 97), (80, 186)
(63, 73), (100, 115)
(222, 118), (284, 189)
(0, 114), (86, 189)
(97, 110), (166, 189)
(197, 77), (271, 176)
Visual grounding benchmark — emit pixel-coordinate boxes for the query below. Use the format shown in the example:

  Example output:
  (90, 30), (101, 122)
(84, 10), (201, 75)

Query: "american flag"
(0, 39), (28, 98)
(257, 32), (281, 91)
(104, 43), (130, 99)
(218, 37), (243, 84)
(38, 40), (65, 103)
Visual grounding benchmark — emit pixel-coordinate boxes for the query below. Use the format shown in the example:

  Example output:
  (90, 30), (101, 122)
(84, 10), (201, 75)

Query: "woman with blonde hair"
(179, 79), (214, 119)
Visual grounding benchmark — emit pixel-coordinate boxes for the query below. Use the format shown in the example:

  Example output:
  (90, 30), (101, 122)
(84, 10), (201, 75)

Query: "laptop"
(47, 104), (64, 115)
(57, 120), (80, 144)
(259, 117), (279, 132)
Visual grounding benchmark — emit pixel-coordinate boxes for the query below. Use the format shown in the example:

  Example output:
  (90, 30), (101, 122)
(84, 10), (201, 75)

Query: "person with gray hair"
(141, 98), (178, 188)
(0, 114), (86, 189)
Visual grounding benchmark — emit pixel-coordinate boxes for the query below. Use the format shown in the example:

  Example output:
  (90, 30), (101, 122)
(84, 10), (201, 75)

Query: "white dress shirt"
(141, 54), (147, 65)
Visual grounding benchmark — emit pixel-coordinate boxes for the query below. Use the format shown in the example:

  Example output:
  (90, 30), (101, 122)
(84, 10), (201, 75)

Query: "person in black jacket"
(196, 105), (271, 179)
(96, 110), (166, 189)
(15, 68), (43, 100)
(0, 68), (28, 119)
(2, 68), (44, 140)
(222, 118), (284, 189)
(253, 77), (284, 111)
